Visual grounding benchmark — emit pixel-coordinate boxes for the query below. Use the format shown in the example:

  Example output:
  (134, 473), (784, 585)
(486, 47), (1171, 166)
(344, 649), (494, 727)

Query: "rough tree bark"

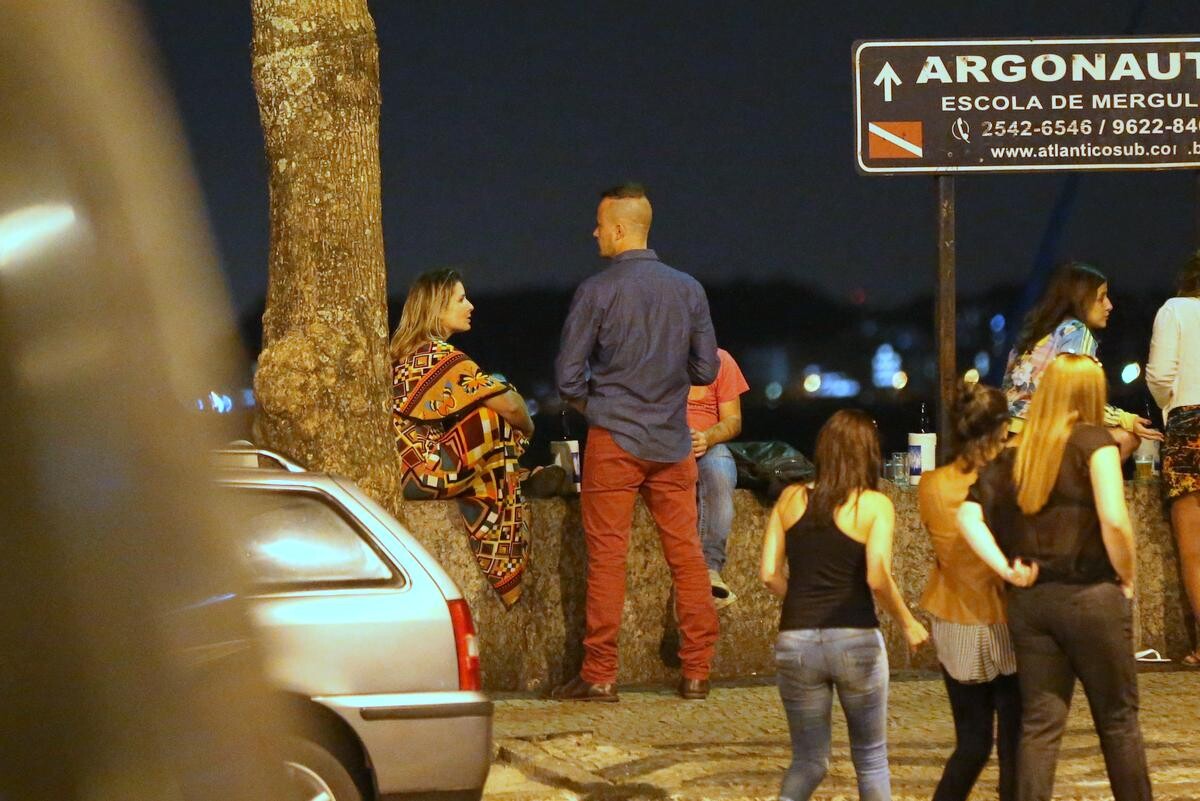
(250, 0), (400, 512)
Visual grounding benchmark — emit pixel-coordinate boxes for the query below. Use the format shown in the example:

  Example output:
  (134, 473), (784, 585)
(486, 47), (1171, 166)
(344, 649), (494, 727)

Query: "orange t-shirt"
(686, 348), (749, 431)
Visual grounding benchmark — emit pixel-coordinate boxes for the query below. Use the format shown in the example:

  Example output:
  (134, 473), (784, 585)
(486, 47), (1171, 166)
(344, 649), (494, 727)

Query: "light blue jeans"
(775, 628), (891, 801)
(696, 444), (737, 572)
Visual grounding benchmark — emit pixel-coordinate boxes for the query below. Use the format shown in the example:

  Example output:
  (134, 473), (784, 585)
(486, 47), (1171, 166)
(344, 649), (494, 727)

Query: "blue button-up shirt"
(555, 249), (719, 462)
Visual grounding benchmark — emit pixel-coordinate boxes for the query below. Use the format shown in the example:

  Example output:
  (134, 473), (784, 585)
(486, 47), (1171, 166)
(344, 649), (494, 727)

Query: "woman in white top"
(1146, 254), (1200, 666)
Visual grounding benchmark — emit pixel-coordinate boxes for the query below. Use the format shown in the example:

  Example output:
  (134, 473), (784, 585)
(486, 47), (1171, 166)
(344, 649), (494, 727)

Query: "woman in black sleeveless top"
(959, 354), (1153, 801)
(760, 410), (929, 801)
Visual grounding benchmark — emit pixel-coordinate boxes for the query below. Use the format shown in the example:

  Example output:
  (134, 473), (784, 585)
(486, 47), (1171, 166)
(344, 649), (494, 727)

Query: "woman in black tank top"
(761, 410), (928, 801)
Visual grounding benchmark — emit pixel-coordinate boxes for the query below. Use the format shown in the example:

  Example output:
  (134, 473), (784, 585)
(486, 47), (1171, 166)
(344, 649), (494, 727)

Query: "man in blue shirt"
(552, 184), (720, 702)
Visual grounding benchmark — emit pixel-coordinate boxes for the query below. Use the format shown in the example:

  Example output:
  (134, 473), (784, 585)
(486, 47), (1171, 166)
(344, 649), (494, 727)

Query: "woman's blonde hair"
(389, 268), (463, 362)
(1013, 353), (1107, 514)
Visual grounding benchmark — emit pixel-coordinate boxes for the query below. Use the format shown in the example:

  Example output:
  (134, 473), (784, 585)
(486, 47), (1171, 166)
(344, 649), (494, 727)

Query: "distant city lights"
(815, 372), (861, 398)
(799, 365), (860, 398)
(963, 368), (980, 384)
(872, 344), (902, 388)
(1121, 362), (1141, 384)
(974, 351), (990, 375)
(891, 370), (908, 390)
(990, 314), (1006, 333)
(765, 381), (783, 401)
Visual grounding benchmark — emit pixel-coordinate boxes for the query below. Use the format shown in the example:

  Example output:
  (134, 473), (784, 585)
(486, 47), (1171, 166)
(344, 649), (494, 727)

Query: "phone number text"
(979, 118), (1200, 137)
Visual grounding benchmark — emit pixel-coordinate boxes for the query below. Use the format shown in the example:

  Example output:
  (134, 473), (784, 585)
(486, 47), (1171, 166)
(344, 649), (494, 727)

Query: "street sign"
(853, 36), (1200, 174)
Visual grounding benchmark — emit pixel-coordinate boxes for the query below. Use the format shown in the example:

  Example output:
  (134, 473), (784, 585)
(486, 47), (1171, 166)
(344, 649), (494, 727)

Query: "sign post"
(852, 35), (1200, 445)
(936, 176), (955, 461)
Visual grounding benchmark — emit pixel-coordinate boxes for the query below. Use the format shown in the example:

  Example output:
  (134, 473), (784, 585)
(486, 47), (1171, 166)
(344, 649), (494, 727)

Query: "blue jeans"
(775, 628), (891, 801)
(696, 444), (737, 572)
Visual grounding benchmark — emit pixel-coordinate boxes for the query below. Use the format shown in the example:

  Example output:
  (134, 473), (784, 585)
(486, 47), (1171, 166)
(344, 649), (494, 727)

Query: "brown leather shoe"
(550, 674), (619, 702)
(678, 677), (710, 700)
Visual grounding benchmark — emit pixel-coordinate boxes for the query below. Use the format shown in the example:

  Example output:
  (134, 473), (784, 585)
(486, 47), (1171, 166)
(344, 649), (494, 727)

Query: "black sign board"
(854, 36), (1200, 174)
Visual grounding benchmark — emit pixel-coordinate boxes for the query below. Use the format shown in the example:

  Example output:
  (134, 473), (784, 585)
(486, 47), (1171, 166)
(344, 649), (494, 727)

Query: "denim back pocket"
(840, 645), (885, 690)
(774, 642), (816, 702)
(773, 640), (804, 670)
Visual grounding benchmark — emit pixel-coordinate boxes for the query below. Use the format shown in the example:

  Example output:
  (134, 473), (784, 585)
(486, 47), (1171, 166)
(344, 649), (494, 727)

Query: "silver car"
(214, 446), (492, 801)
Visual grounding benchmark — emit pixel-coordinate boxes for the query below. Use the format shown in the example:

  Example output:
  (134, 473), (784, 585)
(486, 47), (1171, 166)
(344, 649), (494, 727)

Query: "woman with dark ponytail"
(919, 382), (1025, 801)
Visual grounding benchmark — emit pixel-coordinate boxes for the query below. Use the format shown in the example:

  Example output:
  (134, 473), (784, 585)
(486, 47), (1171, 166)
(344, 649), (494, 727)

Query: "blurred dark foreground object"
(725, 441), (816, 499)
(0, 2), (286, 800)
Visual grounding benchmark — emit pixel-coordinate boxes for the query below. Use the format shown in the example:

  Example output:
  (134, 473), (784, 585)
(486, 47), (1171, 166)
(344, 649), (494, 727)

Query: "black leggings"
(932, 668), (1021, 801)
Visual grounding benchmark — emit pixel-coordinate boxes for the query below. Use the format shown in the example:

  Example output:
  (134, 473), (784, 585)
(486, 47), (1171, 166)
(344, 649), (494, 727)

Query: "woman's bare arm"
(483, 389), (534, 437)
(1089, 444), (1136, 595)
(864, 495), (929, 650)
(958, 501), (1038, 586)
(760, 485), (804, 597)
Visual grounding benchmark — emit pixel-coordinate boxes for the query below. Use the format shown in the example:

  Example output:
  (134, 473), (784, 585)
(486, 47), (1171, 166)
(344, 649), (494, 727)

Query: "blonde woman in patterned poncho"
(390, 268), (536, 607)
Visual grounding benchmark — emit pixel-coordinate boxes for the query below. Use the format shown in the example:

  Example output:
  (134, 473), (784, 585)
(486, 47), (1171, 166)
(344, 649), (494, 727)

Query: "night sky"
(142, 2), (1200, 316)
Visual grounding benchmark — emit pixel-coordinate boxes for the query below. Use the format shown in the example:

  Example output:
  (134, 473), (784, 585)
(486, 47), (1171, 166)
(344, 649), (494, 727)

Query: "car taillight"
(446, 598), (481, 691)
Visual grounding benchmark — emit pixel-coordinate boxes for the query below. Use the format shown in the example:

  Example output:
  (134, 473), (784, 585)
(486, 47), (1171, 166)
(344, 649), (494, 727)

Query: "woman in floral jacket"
(1002, 261), (1160, 456)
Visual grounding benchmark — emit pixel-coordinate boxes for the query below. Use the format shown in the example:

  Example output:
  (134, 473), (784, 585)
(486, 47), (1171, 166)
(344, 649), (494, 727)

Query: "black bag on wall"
(724, 441), (815, 499)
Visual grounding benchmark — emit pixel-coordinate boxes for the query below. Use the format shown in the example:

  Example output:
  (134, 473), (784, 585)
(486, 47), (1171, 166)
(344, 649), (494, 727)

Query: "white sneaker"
(708, 569), (737, 610)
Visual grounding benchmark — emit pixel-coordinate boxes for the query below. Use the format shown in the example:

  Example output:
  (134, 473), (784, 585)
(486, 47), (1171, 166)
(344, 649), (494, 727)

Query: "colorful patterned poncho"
(392, 339), (529, 607)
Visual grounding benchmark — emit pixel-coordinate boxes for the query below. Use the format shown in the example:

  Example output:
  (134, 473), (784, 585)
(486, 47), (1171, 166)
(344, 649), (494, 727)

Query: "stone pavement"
(484, 669), (1200, 801)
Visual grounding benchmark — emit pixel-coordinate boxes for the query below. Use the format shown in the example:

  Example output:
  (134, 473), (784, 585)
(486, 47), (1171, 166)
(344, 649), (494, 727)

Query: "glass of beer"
(1134, 455), (1153, 481)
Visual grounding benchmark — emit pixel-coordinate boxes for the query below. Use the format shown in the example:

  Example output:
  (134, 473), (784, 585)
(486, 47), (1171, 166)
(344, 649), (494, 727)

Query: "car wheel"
(282, 736), (364, 801)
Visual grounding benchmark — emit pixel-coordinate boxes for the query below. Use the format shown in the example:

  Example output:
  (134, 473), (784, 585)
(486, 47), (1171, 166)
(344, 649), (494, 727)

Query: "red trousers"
(579, 428), (718, 684)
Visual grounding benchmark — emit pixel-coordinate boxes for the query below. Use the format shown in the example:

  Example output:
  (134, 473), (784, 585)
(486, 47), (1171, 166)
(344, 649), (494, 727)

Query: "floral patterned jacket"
(1002, 317), (1128, 430)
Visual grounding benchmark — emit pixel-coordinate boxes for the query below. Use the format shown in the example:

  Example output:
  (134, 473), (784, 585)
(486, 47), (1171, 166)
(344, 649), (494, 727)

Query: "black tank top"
(780, 507), (879, 631)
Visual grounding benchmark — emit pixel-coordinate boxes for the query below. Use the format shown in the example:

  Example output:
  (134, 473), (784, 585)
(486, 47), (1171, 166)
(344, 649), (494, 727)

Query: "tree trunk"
(250, 0), (400, 512)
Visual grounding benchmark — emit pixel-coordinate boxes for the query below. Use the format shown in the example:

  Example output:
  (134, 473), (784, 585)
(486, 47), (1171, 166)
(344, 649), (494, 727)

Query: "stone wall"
(400, 482), (1195, 692)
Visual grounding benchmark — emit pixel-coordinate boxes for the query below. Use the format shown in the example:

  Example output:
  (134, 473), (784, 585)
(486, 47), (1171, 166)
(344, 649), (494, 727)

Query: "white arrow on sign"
(873, 61), (901, 102)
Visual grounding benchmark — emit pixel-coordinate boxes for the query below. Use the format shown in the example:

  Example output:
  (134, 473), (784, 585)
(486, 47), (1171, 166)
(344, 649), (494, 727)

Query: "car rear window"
(225, 489), (396, 587)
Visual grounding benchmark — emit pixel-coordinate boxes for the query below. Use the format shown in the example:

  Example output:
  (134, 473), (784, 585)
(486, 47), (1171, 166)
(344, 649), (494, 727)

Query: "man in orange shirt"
(687, 348), (750, 609)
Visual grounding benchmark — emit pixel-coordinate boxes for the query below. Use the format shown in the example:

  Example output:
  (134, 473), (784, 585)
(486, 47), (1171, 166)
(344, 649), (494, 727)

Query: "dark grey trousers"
(1007, 581), (1152, 801)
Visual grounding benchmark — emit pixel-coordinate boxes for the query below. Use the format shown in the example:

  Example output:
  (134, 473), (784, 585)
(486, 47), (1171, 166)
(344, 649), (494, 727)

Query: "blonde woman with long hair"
(957, 354), (1152, 801)
(391, 268), (541, 607)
